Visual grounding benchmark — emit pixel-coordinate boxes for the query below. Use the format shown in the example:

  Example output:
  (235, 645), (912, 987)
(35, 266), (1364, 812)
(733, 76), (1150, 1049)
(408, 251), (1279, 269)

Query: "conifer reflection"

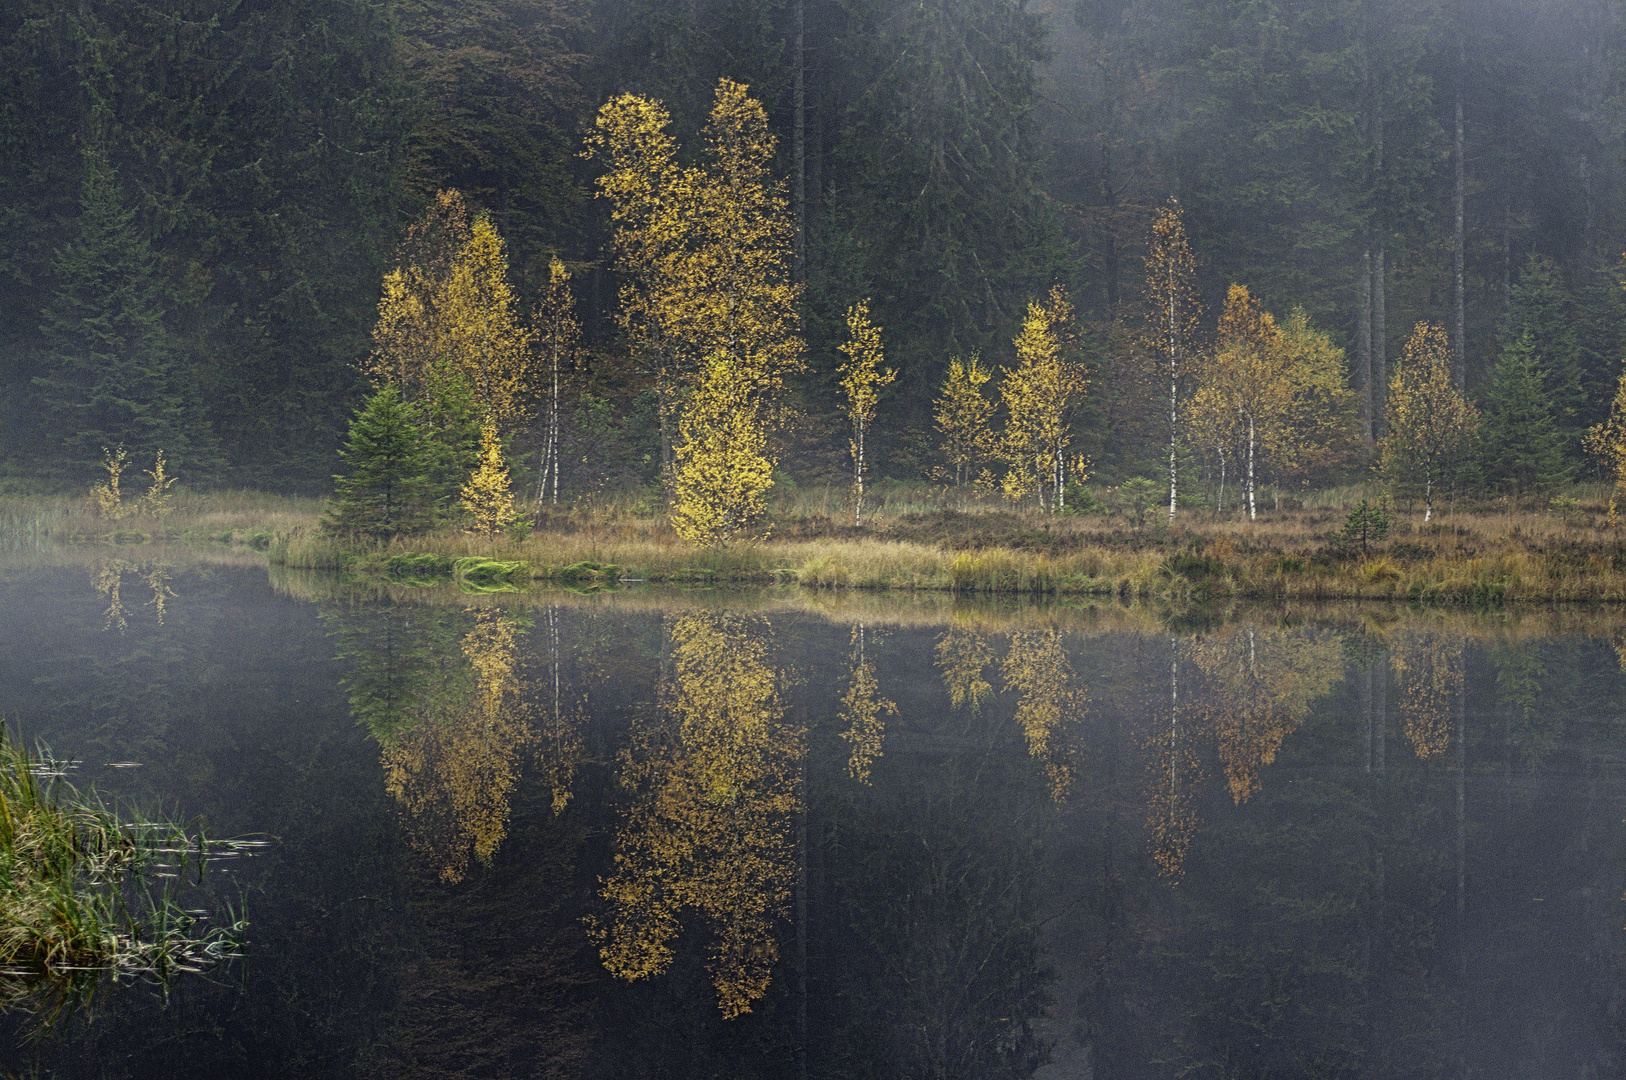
(363, 608), (534, 884)
(1392, 628), (1465, 759)
(935, 625), (994, 713)
(1188, 625), (1344, 803)
(838, 623), (895, 782)
(592, 612), (803, 1018)
(1001, 629), (1084, 801)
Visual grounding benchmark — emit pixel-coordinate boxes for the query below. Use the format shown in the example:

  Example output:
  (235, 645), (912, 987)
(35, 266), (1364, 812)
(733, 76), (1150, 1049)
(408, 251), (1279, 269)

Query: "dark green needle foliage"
(1480, 332), (1572, 495)
(324, 386), (438, 540)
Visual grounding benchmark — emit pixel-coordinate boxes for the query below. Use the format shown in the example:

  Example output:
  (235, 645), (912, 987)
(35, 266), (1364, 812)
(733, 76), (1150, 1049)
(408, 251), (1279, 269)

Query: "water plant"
(0, 728), (248, 1031)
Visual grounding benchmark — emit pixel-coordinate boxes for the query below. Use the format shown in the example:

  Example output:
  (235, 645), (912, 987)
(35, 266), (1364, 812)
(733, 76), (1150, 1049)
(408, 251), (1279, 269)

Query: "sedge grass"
(0, 728), (246, 1030)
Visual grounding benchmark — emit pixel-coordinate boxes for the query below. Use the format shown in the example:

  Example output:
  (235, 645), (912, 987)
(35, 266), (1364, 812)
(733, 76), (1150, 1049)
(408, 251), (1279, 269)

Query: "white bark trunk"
(1247, 416), (1257, 521)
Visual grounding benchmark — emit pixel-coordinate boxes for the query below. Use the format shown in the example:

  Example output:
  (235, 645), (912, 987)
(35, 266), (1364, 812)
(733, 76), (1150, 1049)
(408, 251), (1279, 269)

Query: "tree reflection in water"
(839, 623), (895, 783)
(591, 612), (804, 1018)
(1392, 625), (1467, 759)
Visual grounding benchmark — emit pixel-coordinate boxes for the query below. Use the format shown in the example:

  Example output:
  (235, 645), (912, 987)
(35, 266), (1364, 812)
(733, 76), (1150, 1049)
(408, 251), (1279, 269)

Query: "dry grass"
(6, 484), (1625, 604)
(268, 487), (1626, 603)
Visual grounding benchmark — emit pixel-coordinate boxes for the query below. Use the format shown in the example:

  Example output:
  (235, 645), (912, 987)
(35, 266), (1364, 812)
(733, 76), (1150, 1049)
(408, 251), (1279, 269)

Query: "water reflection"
(591, 612), (804, 1019)
(92, 555), (174, 632)
(838, 623), (895, 782)
(9, 552), (1626, 1077)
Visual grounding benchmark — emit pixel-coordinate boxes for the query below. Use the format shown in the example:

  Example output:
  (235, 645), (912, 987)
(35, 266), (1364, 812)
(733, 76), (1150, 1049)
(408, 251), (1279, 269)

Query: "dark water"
(3, 549), (1626, 1078)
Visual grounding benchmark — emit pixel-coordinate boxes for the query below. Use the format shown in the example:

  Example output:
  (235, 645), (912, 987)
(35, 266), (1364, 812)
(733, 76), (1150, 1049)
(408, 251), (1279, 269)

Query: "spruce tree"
(1479, 331), (1571, 494)
(33, 147), (215, 480)
(1502, 256), (1585, 457)
(325, 385), (436, 539)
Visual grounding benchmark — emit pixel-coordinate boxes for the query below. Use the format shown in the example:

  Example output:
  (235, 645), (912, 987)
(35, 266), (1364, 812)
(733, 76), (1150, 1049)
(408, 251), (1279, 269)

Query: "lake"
(2, 545), (1625, 1078)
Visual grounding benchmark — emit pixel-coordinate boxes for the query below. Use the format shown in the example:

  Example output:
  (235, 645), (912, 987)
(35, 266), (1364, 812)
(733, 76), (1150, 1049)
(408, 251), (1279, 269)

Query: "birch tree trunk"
(1247, 416), (1257, 521)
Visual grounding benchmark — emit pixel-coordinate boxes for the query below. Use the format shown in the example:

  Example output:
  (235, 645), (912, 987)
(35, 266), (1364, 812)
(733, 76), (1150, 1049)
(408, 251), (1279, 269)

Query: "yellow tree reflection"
(381, 608), (535, 883)
(1189, 625), (1344, 803)
(936, 625), (994, 712)
(591, 613), (804, 1018)
(1144, 636), (1202, 879)
(1392, 628), (1465, 760)
(538, 606), (585, 815)
(1001, 629), (1085, 801)
(839, 624), (896, 783)
(92, 557), (174, 632)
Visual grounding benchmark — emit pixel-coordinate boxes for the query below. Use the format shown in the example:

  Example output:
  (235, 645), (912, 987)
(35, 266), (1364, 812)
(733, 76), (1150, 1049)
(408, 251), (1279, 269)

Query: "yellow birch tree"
(1584, 361), (1626, 524)
(934, 354), (996, 490)
(461, 423), (517, 537)
(586, 80), (802, 486)
(1191, 284), (1293, 520)
(1382, 322), (1479, 522)
(535, 256), (580, 507)
(837, 300), (895, 525)
(368, 193), (535, 430)
(998, 295), (1087, 511)
(1142, 198), (1203, 520)
(670, 354), (775, 546)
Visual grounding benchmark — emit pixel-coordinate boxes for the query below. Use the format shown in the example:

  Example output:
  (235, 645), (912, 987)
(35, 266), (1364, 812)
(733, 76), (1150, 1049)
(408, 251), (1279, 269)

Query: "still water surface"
(2, 547), (1626, 1077)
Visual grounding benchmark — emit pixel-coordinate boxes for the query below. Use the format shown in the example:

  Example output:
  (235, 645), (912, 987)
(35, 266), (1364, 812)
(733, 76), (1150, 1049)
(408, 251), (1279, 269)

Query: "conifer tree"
(671, 355), (775, 546)
(34, 144), (214, 479)
(1383, 323), (1479, 522)
(934, 354), (996, 489)
(1479, 331), (1571, 494)
(326, 385), (436, 539)
(462, 423), (518, 537)
(837, 300), (895, 525)
(1502, 255), (1585, 456)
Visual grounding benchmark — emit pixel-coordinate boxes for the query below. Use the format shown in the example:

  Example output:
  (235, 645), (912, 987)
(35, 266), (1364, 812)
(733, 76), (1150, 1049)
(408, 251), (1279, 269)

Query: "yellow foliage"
(1142, 198), (1203, 518)
(1188, 625), (1344, 803)
(998, 292), (1087, 510)
(368, 192), (535, 427)
(591, 613), (804, 1018)
(461, 423), (517, 537)
(89, 446), (129, 521)
(1584, 363), (1626, 523)
(1143, 661), (1202, 881)
(1190, 284), (1294, 520)
(1382, 322), (1479, 522)
(837, 300), (895, 524)
(1392, 628), (1464, 760)
(838, 630), (896, 783)
(934, 354), (996, 488)
(586, 80), (802, 477)
(1001, 629), (1085, 801)
(1271, 308), (1361, 487)
(935, 627), (994, 713)
(381, 610), (535, 883)
(670, 355), (776, 546)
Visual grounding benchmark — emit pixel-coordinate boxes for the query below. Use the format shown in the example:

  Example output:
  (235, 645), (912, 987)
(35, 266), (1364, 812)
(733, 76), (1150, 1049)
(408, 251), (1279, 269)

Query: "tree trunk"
(1374, 243), (1387, 437)
(1358, 241), (1373, 443)
(1453, 33), (1466, 391)
(793, 0), (806, 283)
(1247, 416), (1256, 521)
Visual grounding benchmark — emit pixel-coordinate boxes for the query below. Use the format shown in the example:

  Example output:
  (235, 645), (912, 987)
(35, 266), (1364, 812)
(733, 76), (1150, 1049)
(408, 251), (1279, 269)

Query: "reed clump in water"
(0, 730), (246, 1030)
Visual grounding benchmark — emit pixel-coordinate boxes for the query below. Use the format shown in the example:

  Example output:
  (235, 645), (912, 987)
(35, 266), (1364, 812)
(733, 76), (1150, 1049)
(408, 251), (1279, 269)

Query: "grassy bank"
(267, 492), (1626, 604)
(5, 487), (1625, 603)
